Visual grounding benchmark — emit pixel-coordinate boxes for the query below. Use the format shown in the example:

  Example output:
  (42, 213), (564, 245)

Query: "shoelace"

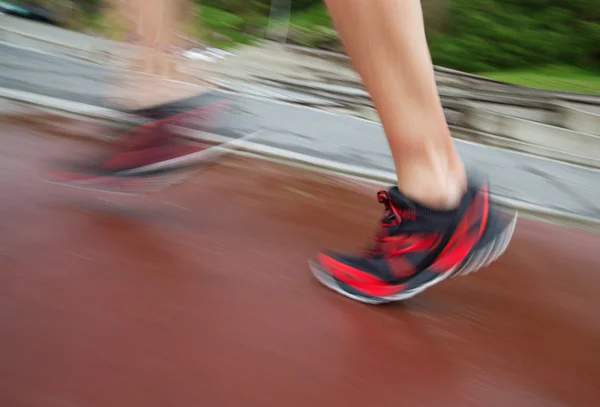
(362, 191), (417, 255)
(377, 190), (416, 225)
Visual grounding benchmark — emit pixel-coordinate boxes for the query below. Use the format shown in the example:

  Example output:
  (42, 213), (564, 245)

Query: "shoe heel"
(454, 211), (518, 277)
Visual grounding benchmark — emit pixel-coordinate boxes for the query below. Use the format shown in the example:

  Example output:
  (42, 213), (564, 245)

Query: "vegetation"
(427, 0), (600, 73)
(59, 1), (600, 91)
(197, 1), (600, 73)
(480, 65), (600, 94)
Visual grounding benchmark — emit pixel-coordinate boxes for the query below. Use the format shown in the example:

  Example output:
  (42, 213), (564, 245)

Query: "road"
(1, 114), (599, 407)
(1, 13), (111, 52)
(3, 44), (600, 224)
(0, 43), (111, 106)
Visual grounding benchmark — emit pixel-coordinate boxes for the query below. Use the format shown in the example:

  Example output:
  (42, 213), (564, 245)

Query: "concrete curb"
(463, 106), (600, 168)
(282, 44), (600, 103)
(3, 86), (600, 234)
(0, 26), (104, 64)
(558, 102), (600, 135)
(450, 126), (600, 170)
(0, 87), (135, 123)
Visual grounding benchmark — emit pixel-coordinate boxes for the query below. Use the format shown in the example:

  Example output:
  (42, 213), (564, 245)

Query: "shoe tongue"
(388, 187), (460, 221)
(388, 187), (416, 209)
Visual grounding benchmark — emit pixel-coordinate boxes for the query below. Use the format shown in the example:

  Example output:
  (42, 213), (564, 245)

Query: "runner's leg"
(310, 0), (517, 303)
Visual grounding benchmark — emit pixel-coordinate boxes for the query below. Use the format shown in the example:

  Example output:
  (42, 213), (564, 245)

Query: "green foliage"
(289, 3), (332, 29)
(427, 0), (600, 72)
(199, 0), (268, 15)
(196, 2), (332, 49)
(200, 5), (246, 31)
(79, 0), (599, 73)
(198, 0), (322, 13)
(197, 6), (257, 47)
(480, 65), (600, 94)
(221, 0), (600, 73)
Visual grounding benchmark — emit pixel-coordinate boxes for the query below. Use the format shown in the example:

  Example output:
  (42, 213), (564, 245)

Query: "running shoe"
(47, 90), (242, 193)
(310, 179), (517, 304)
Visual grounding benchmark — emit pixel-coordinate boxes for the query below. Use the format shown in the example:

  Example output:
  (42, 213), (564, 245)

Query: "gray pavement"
(1, 14), (111, 52)
(0, 44), (111, 105)
(2, 44), (600, 223)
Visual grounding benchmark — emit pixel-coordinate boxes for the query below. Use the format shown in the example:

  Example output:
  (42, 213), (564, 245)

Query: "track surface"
(1, 115), (600, 407)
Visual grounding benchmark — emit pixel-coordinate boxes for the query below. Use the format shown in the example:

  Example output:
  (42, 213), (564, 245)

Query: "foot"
(46, 90), (240, 193)
(310, 179), (517, 304)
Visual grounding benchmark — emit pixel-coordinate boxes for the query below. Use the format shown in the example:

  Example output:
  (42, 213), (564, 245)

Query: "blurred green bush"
(71, 0), (599, 72)
(199, 0), (320, 12)
(428, 0), (600, 72)
(197, 0), (599, 72)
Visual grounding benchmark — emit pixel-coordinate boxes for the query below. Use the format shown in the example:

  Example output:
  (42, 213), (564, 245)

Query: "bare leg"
(324, 0), (466, 209)
(48, 0), (229, 192)
(108, 0), (202, 109)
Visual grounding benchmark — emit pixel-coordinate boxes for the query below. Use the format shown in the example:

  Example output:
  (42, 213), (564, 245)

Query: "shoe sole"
(44, 168), (196, 195)
(42, 91), (239, 194)
(309, 210), (518, 305)
(42, 130), (260, 195)
(114, 130), (258, 176)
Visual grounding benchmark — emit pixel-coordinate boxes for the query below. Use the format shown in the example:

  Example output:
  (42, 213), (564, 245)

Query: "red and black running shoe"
(310, 179), (517, 304)
(47, 90), (243, 193)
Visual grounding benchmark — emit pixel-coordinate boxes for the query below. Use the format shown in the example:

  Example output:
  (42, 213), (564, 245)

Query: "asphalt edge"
(3, 86), (600, 234)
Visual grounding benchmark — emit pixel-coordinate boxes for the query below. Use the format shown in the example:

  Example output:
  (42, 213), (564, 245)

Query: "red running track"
(1, 110), (600, 407)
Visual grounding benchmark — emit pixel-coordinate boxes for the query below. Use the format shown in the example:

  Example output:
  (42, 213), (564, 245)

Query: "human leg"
(324, 0), (464, 209)
(311, 0), (516, 303)
(48, 0), (236, 192)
